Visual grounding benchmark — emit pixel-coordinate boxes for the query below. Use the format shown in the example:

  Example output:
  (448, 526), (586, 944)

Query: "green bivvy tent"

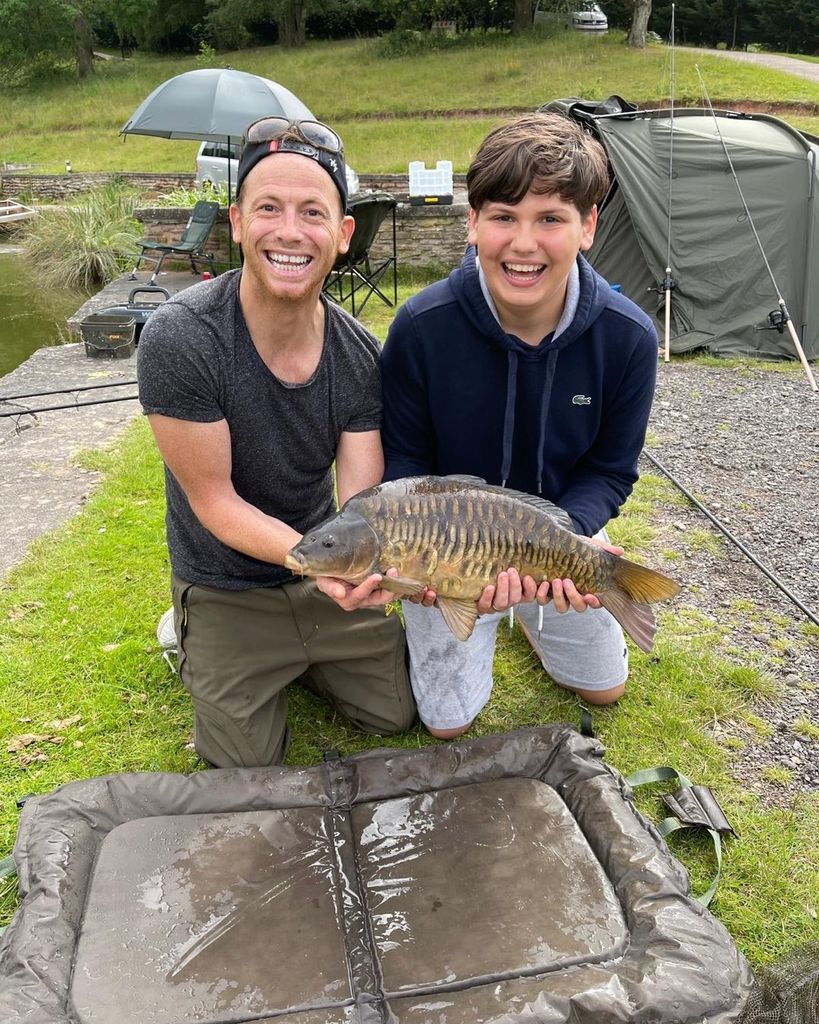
(544, 97), (819, 360)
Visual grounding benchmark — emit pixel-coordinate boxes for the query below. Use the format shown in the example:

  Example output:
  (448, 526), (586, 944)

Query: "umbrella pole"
(227, 135), (235, 270)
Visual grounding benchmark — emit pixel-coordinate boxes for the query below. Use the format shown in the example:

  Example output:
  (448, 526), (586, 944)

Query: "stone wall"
(0, 170), (467, 204)
(0, 171), (196, 200)
(1, 170), (470, 272)
(135, 198), (469, 273)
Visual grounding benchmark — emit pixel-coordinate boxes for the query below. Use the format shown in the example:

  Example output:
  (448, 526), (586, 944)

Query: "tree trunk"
(511, 0), (535, 34)
(74, 10), (95, 77)
(626, 0), (652, 47)
(279, 0), (307, 48)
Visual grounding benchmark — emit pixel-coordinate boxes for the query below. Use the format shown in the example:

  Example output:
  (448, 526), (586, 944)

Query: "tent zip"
(695, 66), (818, 392)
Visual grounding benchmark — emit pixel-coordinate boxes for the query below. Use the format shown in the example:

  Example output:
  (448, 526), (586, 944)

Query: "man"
(138, 117), (415, 768)
(381, 112), (658, 739)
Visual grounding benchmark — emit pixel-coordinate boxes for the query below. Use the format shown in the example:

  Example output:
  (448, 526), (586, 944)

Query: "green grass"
(2, 35), (819, 173)
(1, 335), (817, 965)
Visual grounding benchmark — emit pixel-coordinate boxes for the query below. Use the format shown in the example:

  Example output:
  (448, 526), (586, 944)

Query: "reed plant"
(20, 180), (141, 290)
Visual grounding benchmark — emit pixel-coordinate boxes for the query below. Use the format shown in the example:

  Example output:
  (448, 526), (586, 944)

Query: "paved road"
(689, 47), (819, 85)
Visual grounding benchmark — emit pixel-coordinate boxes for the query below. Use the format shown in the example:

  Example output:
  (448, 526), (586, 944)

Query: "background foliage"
(1, 0), (817, 82)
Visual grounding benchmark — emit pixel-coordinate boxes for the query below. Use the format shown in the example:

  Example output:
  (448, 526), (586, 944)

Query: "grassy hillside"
(2, 33), (819, 175)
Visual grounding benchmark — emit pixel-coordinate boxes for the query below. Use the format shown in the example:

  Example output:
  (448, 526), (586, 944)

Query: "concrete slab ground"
(0, 270), (207, 580)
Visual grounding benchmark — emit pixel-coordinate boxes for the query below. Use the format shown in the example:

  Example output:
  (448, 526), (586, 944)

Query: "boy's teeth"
(505, 263), (542, 273)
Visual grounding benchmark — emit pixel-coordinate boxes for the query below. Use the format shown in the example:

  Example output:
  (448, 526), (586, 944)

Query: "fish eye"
(322, 535), (335, 548)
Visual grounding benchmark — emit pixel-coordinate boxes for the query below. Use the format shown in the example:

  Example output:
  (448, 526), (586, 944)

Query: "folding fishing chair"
(130, 200), (220, 285)
(324, 191), (398, 317)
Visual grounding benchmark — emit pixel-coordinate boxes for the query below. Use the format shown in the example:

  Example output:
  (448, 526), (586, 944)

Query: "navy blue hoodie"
(381, 248), (658, 537)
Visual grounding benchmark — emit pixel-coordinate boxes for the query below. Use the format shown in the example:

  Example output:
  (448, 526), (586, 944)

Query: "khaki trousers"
(171, 574), (415, 768)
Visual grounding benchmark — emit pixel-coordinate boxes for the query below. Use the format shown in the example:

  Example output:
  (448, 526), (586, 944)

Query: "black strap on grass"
(0, 853), (17, 939)
(624, 765), (734, 907)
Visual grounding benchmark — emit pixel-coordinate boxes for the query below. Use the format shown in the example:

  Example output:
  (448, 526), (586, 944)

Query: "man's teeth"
(269, 254), (310, 265)
(505, 263), (543, 273)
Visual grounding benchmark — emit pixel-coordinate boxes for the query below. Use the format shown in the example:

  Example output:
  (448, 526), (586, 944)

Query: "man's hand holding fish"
(315, 568), (406, 611)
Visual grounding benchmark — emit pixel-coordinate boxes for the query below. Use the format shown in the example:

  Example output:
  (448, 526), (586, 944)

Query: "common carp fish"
(285, 475), (681, 652)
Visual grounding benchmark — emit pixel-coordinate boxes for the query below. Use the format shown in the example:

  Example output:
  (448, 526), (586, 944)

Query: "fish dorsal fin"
(439, 474), (488, 486)
(440, 476), (574, 530)
(496, 486), (574, 530)
(437, 596), (480, 641)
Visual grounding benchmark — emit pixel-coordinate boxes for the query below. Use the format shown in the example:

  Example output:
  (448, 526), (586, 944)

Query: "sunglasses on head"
(245, 117), (343, 157)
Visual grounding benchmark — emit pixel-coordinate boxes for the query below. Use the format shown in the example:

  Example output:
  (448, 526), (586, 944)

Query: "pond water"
(0, 249), (86, 381)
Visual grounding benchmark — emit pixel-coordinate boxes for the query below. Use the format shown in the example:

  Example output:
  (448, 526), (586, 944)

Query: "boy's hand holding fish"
(413, 540), (623, 615)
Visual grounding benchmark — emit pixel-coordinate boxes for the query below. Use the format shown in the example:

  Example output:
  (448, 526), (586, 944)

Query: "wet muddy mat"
(0, 725), (754, 1022)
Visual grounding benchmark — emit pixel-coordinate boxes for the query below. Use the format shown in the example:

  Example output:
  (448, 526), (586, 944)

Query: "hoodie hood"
(449, 246), (611, 492)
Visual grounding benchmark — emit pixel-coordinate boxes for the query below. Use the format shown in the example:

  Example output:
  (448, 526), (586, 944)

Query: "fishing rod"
(0, 379), (137, 403)
(0, 394), (138, 419)
(662, 3), (677, 364)
(695, 66), (818, 393)
(642, 448), (819, 628)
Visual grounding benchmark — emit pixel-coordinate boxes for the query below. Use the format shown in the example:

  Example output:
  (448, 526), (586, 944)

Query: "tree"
(626, 0), (652, 45)
(274, 0), (309, 45)
(0, 0), (98, 77)
(511, 0), (534, 33)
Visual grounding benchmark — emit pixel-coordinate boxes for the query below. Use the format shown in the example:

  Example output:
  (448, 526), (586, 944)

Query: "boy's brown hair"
(466, 112), (609, 216)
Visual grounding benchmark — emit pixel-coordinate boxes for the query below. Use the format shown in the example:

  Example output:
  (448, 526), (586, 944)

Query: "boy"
(381, 112), (658, 738)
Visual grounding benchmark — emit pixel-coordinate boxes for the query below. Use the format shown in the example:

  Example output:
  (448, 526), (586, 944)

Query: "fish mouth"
(284, 552), (305, 573)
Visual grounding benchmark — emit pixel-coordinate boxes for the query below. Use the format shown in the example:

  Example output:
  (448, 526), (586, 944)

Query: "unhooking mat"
(0, 725), (754, 1023)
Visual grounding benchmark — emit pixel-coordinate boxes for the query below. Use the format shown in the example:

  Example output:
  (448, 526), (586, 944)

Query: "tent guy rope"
(696, 66), (817, 393)
(663, 3), (677, 364)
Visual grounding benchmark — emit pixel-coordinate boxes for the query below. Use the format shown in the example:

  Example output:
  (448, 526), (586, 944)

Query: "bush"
(154, 182), (230, 207)
(373, 26), (512, 57)
(21, 181), (142, 291)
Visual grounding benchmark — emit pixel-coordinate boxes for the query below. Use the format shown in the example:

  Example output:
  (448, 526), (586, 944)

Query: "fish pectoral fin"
(437, 597), (480, 641)
(378, 575), (427, 598)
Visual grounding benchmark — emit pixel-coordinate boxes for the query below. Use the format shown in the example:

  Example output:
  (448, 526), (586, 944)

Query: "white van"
(196, 141), (361, 197)
(534, 0), (608, 32)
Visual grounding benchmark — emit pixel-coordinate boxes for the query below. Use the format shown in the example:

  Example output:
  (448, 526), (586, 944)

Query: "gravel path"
(646, 361), (819, 805)
(687, 47), (819, 86)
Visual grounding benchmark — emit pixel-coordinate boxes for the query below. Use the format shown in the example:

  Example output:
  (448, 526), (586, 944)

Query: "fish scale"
(285, 475), (681, 650)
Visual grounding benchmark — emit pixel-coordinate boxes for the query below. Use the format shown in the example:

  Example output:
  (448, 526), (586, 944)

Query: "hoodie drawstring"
(535, 348), (559, 494)
(500, 349), (518, 487)
(500, 347), (559, 493)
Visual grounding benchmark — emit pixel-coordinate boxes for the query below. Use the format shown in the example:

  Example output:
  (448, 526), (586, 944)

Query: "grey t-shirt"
(137, 271), (382, 589)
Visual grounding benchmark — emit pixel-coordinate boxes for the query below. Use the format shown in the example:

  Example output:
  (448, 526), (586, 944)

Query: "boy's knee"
(570, 680), (626, 706)
(425, 722), (474, 740)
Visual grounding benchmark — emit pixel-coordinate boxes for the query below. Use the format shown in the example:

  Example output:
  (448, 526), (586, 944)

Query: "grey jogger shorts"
(403, 594), (628, 732)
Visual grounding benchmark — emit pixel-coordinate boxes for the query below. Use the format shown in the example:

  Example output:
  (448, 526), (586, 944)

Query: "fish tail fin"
(597, 591), (657, 653)
(610, 558), (681, 604)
